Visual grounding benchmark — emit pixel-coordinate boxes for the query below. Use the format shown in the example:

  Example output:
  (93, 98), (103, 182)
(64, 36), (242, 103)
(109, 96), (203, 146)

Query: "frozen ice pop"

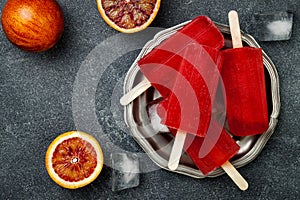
(152, 44), (223, 171)
(156, 46), (223, 137)
(139, 43), (223, 170)
(168, 119), (239, 175)
(169, 119), (248, 191)
(221, 11), (269, 136)
(120, 16), (224, 105)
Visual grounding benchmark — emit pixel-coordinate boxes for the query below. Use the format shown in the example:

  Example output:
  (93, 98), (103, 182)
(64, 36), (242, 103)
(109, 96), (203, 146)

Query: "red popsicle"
(167, 116), (248, 191)
(120, 15), (224, 106)
(139, 44), (222, 136)
(140, 43), (223, 171)
(165, 117), (248, 190)
(156, 46), (223, 137)
(168, 119), (239, 175)
(221, 11), (269, 136)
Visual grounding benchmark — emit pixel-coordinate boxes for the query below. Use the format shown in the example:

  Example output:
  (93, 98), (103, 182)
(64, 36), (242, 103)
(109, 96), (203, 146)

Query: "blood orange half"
(45, 131), (104, 189)
(97, 0), (161, 33)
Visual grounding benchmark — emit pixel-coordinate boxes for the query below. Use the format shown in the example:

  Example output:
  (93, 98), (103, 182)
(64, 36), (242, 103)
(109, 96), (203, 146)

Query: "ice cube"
(252, 11), (293, 41)
(148, 103), (170, 133)
(111, 153), (140, 192)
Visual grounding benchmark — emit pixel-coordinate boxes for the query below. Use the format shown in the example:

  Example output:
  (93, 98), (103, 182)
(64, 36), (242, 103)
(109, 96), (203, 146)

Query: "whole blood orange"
(97, 0), (161, 33)
(45, 131), (104, 189)
(1, 0), (64, 52)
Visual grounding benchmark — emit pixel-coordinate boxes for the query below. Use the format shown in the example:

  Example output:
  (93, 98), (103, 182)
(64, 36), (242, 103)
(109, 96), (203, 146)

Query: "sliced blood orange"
(96, 0), (161, 33)
(45, 131), (104, 189)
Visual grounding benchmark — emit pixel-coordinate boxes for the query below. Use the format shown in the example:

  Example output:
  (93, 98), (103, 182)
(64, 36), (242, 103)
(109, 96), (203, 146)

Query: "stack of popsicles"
(121, 11), (269, 190)
(138, 16), (227, 172)
(139, 43), (223, 138)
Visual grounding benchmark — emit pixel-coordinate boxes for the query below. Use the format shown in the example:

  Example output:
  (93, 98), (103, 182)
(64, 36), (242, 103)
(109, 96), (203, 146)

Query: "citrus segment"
(45, 131), (104, 189)
(97, 0), (161, 33)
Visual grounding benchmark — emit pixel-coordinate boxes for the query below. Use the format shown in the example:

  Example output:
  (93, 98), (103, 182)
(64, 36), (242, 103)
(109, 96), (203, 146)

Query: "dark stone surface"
(0, 0), (299, 199)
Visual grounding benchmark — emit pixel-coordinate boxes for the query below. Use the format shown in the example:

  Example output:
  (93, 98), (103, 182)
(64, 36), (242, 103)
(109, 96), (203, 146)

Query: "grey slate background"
(0, 0), (299, 199)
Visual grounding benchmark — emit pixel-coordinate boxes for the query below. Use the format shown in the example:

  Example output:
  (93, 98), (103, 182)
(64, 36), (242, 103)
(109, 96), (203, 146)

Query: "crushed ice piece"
(148, 103), (170, 133)
(252, 11), (293, 41)
(267, 20), (292, 36)
(111, 153), (140, 192)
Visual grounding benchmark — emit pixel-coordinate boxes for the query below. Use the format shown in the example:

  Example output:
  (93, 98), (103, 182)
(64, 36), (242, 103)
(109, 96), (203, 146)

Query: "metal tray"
(123, 20), (280, 178)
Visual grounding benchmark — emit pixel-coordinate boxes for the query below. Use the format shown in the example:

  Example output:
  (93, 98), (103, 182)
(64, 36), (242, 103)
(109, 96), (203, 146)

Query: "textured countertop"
(0, 0), (299, 199)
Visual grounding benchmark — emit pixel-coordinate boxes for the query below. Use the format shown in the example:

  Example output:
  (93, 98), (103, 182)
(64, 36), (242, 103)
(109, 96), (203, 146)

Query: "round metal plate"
(123, 21), (280, 178)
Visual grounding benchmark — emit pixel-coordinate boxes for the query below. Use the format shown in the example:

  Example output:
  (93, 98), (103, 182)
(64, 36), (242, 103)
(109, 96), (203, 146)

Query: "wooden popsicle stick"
(221, 161), (249, 191)
(228, 10), (243, 48)
(222, 10), (248, 191)
(120, 79), (151, 106)
(168, 130), (187, 171)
